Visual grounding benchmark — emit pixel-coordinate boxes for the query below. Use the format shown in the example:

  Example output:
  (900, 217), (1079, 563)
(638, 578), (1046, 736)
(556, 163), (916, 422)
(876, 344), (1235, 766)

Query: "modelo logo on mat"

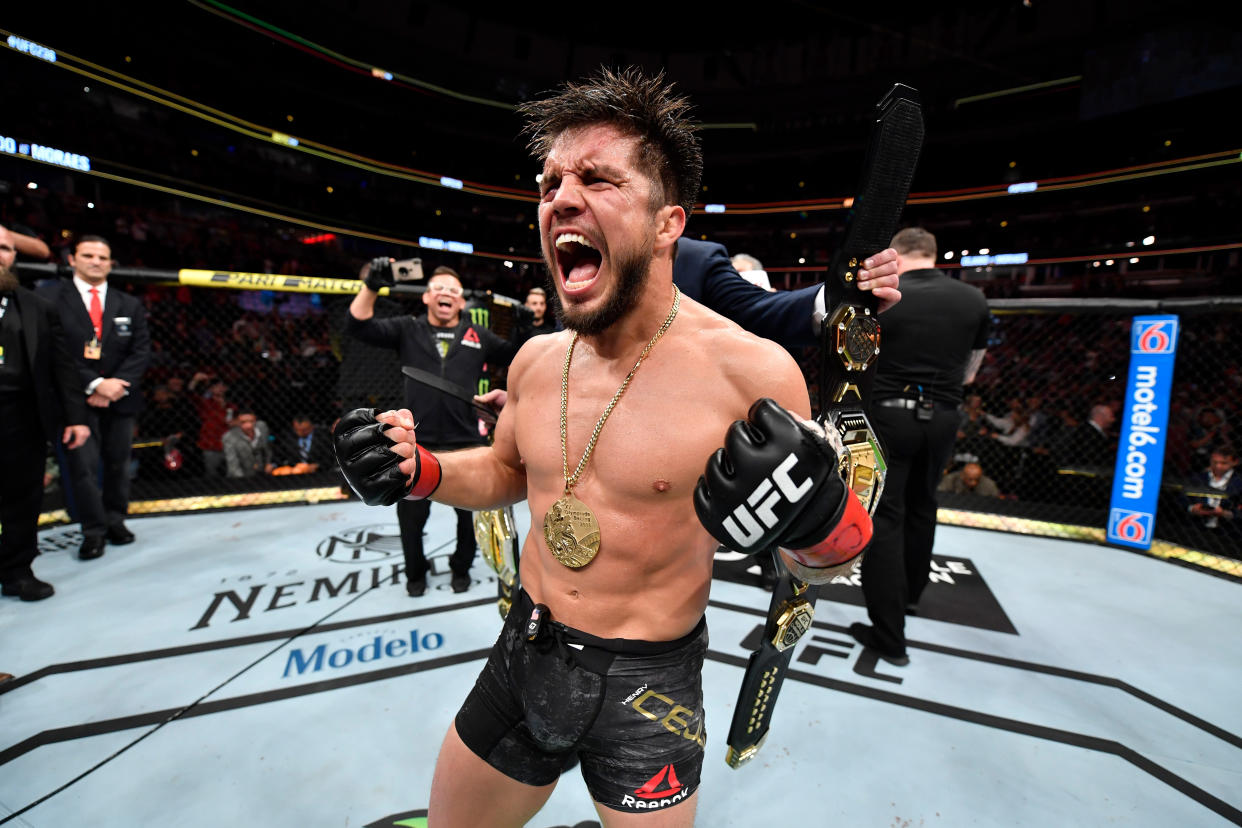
(1108, 314), (1179, 551)
(282, 628), (445, 678)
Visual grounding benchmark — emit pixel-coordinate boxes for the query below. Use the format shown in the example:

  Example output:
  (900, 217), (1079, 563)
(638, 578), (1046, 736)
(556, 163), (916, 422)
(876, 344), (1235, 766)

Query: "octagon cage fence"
(18, 262), (1242, 579)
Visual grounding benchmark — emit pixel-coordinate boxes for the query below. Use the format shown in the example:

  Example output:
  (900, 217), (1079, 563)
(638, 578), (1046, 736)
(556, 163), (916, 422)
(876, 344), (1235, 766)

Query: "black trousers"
(860, 403), (961, 654)
(396, 498), (476, 581)
(0, 396), (48, 581)
(64, 408), (135, 537)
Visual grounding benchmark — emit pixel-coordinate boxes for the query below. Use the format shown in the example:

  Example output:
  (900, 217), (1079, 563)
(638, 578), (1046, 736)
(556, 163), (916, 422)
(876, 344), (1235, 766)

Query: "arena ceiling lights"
(5, 25), (1239, 220)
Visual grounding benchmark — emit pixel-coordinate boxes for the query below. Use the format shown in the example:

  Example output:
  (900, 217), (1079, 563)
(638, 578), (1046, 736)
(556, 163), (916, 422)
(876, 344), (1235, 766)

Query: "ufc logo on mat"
(722, 453), (811, 547)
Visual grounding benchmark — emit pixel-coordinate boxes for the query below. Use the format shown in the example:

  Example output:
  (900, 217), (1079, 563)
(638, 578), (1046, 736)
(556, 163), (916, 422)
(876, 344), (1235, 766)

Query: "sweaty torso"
(511, 300), (784, 641)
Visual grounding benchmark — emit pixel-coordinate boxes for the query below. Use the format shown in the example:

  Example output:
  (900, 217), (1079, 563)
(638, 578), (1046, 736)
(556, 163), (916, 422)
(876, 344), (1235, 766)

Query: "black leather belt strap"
(400, 365), (497, 421)
(875, 397), (917, 409)
(725, 84), (925, 770)
(401, 364), (513, 614)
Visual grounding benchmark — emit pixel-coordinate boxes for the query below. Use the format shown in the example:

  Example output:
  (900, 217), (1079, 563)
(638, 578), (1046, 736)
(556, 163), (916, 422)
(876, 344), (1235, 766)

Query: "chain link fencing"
(24, 265), (1242, 569)
(799, 296), (1242, 568)
(24, 265), (527, 522)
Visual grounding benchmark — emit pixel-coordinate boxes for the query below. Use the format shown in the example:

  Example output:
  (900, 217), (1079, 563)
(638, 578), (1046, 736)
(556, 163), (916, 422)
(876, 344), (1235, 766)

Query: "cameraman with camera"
(346, 258), (520, 597)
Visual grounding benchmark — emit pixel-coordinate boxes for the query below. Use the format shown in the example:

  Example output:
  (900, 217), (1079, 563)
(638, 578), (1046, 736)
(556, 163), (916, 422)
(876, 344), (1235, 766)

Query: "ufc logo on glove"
(721, 453), (813, 547)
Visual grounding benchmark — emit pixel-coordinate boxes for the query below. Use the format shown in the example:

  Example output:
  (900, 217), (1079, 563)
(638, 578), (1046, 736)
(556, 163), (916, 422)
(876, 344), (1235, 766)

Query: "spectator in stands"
(190, 374), (234, 476)
(222, 409), (272, 477)
(729, 252), (774, 292)
(1024, 394), (1054, 451)
(272, 413), (334, 472)
(1183, 446), (1241, 540)
(953, 393), (988, 466)
(983, 397), (1023, 439)
(938, 462), (1001, 497)
(1057, 403), (1116, 470)
(991, 408), (1031, 448)
(1188, 407), (1231, 474)
(1053, 403), (1116, 508)
(523, 286), (559, 337)
(138, 384), (200, 480)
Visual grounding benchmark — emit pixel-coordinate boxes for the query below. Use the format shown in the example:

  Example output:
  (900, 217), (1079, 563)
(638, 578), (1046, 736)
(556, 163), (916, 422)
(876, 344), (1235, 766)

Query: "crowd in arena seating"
(4, 179), (1239, 556)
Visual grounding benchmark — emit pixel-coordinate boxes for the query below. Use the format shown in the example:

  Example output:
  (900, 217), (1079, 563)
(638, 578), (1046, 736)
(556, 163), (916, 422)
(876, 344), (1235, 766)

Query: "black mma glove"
(364, 257), (395, 293)
(694, 399), (870, 569)
(332, 408), (442, 506)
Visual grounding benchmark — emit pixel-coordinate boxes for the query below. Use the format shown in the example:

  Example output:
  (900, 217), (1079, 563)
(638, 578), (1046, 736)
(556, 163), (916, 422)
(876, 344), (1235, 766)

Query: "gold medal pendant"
(548, 287), (680, 569)
(544, 492), (601, 568)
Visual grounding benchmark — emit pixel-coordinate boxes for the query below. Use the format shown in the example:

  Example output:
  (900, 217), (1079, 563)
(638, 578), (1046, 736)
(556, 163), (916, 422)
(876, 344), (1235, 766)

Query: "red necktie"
(88, 288), (103, 339)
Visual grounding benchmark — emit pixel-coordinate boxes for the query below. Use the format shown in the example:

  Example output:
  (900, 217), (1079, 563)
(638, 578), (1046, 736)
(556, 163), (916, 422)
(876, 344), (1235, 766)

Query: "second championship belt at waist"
(724, 83), (924, 771)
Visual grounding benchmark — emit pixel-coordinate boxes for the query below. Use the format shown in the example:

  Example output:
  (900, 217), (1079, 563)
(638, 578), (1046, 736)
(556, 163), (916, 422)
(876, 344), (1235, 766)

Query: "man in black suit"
(273, 413), (335, 471)
(0, 225), (91, 601)
(1053, 403), (1117, 508)
(39, 236), (150, 560)
(672, 238), (900, 349)
(1057, 403), (1117, 470)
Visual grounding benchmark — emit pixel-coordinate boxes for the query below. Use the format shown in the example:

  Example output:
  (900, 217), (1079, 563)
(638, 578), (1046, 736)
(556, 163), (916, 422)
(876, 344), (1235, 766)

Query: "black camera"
(391, 258), (424, 282)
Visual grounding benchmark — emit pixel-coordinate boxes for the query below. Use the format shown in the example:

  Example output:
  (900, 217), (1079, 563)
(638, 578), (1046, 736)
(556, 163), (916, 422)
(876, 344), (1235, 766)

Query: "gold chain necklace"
(544, 286), (681, 567)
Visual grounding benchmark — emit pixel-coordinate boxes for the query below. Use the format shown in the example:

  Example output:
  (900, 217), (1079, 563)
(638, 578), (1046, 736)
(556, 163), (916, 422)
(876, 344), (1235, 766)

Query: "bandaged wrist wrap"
(782, 492), (871, 583)
(405, 445), (443, 500)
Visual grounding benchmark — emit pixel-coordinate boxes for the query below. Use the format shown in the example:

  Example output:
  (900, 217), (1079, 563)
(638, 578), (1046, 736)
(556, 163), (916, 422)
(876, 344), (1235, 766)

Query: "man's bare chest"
(515, 365), (741, 503)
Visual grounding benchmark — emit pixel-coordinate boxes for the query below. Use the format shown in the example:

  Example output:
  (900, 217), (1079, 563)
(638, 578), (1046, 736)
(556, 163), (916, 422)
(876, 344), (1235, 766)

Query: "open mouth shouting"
(553, 231), (604, 294)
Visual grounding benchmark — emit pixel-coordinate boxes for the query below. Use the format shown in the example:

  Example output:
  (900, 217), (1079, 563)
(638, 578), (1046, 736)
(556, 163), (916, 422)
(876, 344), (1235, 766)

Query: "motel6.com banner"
(1108, 314), (1179, 550)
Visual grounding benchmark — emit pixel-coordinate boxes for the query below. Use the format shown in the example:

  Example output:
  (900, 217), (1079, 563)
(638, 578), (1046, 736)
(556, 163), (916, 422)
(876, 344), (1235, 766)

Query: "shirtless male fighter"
(334, 68), (874, 827)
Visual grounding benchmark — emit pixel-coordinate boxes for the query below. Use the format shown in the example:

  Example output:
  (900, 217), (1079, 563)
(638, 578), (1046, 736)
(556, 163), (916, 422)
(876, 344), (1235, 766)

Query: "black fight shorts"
(455, 588), (708, 814)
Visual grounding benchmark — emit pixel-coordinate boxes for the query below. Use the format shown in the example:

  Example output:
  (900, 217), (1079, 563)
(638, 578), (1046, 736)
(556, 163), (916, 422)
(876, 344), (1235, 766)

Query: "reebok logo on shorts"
(620, 764), (693, 810)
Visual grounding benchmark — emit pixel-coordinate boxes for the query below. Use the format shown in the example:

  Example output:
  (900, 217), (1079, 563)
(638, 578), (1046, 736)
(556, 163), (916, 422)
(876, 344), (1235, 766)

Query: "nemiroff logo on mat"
(316, 523), (404, 563)
(188, 525), (461, 631)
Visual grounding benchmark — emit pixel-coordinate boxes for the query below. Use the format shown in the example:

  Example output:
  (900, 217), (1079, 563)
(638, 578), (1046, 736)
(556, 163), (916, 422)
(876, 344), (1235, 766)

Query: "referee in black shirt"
(850, 228), (991, 666)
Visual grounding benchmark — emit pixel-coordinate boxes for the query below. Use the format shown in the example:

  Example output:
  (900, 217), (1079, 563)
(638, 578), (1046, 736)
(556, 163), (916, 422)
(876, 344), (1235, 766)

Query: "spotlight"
(1142, 235), (1156, 245)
